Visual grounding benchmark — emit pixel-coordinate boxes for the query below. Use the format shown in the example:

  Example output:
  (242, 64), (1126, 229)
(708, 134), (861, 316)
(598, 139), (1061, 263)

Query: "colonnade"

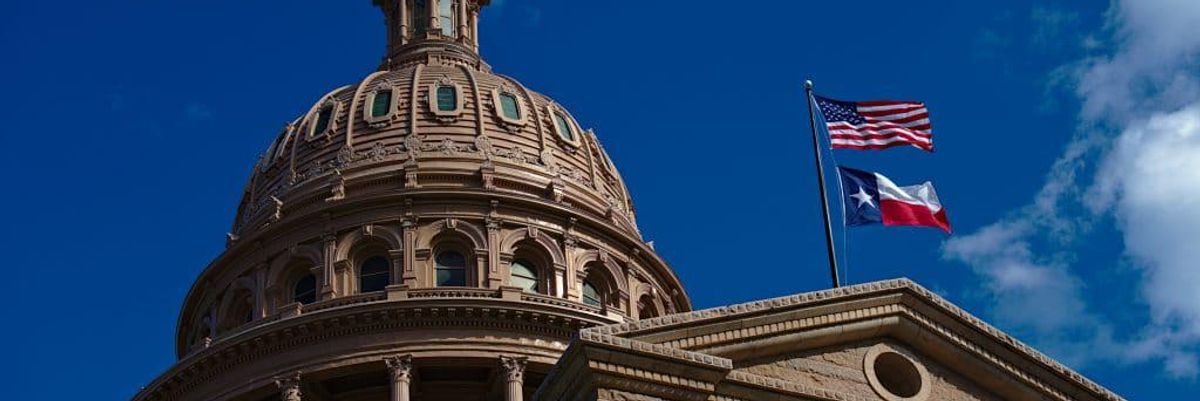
(273, 355), (529, 401)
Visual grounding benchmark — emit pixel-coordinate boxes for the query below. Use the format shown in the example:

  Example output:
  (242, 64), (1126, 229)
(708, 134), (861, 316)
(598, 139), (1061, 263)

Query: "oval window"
(312, 105), (334, 136)
(436, 86), (458, 112)
(371, 89), (393, 118)
(553, 112), (575, 142)
(499, 93), (522, 120)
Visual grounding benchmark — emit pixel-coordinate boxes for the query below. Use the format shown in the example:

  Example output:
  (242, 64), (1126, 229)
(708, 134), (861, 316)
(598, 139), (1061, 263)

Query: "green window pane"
(500, 93), (521, 120)
(371, 90), (392, 118)
(554, 113), (575, 141)
(511, 260), (538, 292)
(435, 251), (467, 286)
(582, 280), (601, 307)
(313, 106), (333, 135)
(436, 86), (457, 112)
(359, 256), (391, 293)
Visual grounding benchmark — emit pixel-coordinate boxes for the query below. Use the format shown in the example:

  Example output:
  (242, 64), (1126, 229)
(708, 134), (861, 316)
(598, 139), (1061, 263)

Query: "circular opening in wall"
(873, 351), (923, 398)
(864, 344), (930, 401)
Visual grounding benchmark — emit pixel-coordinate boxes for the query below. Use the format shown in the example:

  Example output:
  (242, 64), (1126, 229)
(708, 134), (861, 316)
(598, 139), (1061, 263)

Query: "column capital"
(385, 354), (415, 383)
(274, 372), (302, 401)
(499, 355), (528, 383)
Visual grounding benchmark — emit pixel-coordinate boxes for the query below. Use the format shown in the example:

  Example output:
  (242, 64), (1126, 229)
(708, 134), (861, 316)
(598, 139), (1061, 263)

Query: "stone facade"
(129, 2), (1127, 401)
(536, 280), (1126, 401)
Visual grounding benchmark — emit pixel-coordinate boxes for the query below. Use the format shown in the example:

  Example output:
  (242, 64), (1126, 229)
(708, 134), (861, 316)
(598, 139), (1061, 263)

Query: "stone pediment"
(535, 279), (1124, 401)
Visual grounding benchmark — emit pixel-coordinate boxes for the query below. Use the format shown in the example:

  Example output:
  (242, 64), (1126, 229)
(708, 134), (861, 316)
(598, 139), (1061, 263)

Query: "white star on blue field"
(1, 1), (1197, 399)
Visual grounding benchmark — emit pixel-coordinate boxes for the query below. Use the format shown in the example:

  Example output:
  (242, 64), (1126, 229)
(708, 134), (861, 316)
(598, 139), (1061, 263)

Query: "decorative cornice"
(571, 279), (1125, 401)
(137, 294), (617, 401)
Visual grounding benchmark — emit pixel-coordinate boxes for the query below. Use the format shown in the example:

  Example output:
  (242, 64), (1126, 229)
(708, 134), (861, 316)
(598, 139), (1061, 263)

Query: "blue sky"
(1, 0), (1197, 399)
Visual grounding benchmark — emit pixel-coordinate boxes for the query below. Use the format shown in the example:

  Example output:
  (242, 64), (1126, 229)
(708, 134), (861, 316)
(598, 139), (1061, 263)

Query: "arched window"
(436, 85), (458, 112)
(293, 274), (317, 305)
(439, 0), (456, 37)
(371, 89), (393, 118)
(359, 256), (391, 293)
(552, 112), (576, 142)
(582, 280), (602, 307)
(510, 259), (539, 292)
(435, 250), (467, 286)
(638, 295), (660, 319)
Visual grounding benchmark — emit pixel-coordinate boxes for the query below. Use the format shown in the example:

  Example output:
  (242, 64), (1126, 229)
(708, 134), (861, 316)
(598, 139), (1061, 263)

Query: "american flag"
(813, 95), (933, 152)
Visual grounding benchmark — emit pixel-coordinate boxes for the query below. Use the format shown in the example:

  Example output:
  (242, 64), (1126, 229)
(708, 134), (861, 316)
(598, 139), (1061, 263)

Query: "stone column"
(385, 355), (414, 401)
(275, 373), (302, 401)
(499, 356), (528, 401)
(428, 0), (442, 35)
(320, 234), (337, 301)
(457, 0), (469, 42)
(399, 0), (410, 43)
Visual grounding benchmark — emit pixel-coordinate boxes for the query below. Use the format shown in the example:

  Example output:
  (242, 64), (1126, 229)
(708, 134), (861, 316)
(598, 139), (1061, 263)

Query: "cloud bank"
(944, 0), (1200, 378)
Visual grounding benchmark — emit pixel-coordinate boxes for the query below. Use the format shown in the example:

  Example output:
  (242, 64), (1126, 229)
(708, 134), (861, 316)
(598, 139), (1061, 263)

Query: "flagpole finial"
(805, 80), (814, 90)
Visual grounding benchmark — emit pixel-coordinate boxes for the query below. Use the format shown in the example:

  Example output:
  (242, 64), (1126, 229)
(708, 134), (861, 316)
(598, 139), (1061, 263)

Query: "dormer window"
(371, 89), (393, 118)
(308, 100), (339, 140)
(549, 108), (580, 146)
(499, 93), (521, 120)
(436, 86), (457, 111)
(429, 78), (464, 121)
(365, 84), (398, 125)
(491, 87), (527, 129)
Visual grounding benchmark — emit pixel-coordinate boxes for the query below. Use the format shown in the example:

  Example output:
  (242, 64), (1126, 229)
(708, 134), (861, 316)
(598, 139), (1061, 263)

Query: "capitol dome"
(140, 2), (690, 401)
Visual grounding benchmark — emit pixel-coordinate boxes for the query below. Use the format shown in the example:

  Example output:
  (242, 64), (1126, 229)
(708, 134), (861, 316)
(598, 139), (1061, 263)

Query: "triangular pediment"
(536, 279), (1124, 401)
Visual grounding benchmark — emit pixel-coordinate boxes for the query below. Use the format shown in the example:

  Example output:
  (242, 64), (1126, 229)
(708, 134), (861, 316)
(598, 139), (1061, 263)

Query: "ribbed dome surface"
(234, 58), (639, 240)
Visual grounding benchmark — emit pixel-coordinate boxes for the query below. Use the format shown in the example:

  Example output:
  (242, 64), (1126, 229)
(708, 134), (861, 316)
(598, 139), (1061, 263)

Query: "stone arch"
(633, 281), (666, 320)
(265, 244), (324, 310)
(415, 218), (488, 251)
(266, 244), (324, 291)
(335, 225), (402, 294)
(572, 249), (629, 296)
(215, 277), (256, 334)
(498, 227), (564, 266)
(334, 224), (404, 262)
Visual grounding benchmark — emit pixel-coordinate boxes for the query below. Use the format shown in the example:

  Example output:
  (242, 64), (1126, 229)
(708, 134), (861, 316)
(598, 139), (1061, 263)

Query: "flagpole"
(804, 80), (841, 288)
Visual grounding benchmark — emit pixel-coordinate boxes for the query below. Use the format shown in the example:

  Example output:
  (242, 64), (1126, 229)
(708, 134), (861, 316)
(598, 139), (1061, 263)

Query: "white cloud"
(945, 0), (1200, 378)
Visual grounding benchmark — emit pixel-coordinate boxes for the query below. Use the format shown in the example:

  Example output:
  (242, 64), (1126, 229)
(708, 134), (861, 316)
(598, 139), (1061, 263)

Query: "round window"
(864, 344), (930, 401)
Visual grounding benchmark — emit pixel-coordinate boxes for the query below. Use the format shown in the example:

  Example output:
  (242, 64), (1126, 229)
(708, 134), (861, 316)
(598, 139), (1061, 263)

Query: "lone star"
(850, 187), (876, 209)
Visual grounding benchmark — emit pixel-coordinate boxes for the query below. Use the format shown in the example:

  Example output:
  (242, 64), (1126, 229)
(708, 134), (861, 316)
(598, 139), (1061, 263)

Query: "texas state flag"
(838, 166), (952, 233)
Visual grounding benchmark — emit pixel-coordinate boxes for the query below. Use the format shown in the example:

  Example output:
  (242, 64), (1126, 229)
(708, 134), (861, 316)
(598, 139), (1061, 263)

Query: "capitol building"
(130, 2), (1127, 401)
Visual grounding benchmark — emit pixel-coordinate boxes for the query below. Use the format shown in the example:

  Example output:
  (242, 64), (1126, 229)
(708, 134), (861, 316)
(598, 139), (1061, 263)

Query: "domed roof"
(233, 55), (640, 240)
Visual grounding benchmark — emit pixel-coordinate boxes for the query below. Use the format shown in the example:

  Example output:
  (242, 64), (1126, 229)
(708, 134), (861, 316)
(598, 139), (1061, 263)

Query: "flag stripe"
(827, 123), (932, 138)
(831, 142), (934, 152)
(830, 132), (932, 145)
(815, 95), (934, 152)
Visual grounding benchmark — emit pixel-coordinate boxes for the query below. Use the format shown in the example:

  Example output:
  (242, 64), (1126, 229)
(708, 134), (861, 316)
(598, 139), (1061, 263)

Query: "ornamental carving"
(499, 356), (528, 383)
(384, 354), (414, 382)
(274, 372), (302, 401)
